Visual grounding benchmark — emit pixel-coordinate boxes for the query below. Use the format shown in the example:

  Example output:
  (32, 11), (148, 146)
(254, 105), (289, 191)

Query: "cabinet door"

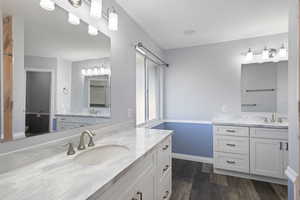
(250, 138), (284, 178)
(136, 168), (156, 200)
(283, 142), (288, 179)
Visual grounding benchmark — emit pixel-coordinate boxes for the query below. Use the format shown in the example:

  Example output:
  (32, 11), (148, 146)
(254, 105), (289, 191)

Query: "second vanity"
(0, 125), (172, 200)
(213, 120), (288, 184)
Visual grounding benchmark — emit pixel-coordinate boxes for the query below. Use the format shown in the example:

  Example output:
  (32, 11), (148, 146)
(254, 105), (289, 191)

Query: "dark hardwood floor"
(170, 159), (288, 200)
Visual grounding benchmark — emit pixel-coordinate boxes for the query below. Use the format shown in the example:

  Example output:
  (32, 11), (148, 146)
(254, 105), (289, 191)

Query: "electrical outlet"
(127, 108), (133, 118)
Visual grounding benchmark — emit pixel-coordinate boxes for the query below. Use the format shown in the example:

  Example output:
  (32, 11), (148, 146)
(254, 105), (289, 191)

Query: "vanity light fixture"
(108, 8), (118, 31)
(40, 0), (55, 11)
(90, 0), (102, 19)
(88, 25), (98, 35)
(93, 68), (99, 75)
(68, 0), (82, 8)
(278, 44), (288, 58)
(81, 69), (87, 76)
(262, 47), (269, 60)
(68, 13), (80, 25)
(87, 69), (93, 75)
(246, 48), (254, 61)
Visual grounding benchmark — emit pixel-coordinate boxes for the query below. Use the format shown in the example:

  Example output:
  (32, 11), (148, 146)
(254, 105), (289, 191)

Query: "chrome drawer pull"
(163, 145), (169, 150)
(163, 191), (169, 199)
(226, 143), (236, 147)
(163, 165), (169, 172)
(280, 142), (283, 150)
(226, 129), (236, 133)
(137, 192), (143, 200)
(226, 160), (236, 164)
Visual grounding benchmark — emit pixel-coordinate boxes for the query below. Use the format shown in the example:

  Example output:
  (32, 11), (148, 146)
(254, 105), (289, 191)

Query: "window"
(136, 53), (162, 125)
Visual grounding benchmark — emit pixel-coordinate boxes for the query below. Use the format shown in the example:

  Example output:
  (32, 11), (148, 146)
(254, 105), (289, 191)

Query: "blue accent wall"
(153, 122), (213, 158)
(288, 180), (294, 200)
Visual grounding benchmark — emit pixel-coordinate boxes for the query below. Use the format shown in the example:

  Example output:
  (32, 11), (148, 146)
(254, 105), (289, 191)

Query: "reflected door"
(25, 71), (51, 136)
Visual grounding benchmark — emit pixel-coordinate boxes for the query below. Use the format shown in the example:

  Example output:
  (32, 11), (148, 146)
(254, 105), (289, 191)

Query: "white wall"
(277, 61), (288, 114)
(288, 0), (299, 178)
(12, 16), (25, 139)
(164, 33), (288, 121)
(56, 58), (72, 114)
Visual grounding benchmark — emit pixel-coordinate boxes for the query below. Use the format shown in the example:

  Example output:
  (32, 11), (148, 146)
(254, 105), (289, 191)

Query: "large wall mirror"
(1, 0), (111, 142)
(241, 61), (288, 113)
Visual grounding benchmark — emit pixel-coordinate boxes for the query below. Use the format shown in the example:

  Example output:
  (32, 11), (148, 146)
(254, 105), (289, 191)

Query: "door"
(25, 71), (51, 136)
(116, 168), (155, 200)
(135, 168), (155, 200)
(250, 138), (285, 178)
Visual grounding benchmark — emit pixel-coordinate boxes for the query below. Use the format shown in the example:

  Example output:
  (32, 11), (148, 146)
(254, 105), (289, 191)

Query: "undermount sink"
(74, 145), (130, 166)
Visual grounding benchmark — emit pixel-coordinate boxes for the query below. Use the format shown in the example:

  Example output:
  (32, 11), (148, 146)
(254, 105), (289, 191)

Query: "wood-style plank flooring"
(170, 159), (287, 200)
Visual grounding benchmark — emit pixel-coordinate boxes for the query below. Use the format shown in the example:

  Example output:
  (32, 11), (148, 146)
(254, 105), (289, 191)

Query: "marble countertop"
(55, 113), (111, 118)
(212, 120), (288, 129)
(0, 128), (172, 200)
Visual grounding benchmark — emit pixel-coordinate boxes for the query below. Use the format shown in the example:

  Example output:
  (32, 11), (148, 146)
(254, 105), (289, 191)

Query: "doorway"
(25, 70), (52, 137)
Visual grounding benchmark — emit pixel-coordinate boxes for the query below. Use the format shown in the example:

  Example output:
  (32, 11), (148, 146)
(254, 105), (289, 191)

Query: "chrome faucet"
(65, 143), (76, 156)
(271, 112), (277, 123)
(78, 130), (96, 150)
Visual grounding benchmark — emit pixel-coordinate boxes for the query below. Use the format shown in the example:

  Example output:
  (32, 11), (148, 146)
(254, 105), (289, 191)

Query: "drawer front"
(214, 126), (249, 137)
(158, 170), (171, 200)
(250, 128), (288, 140)
(214, 135), (249, 155)
(214, 152), (249, 173)
(158, 137), (172, 181)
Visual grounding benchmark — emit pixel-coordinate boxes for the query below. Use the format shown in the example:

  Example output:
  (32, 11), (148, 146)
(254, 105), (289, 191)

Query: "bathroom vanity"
(213, 121), (288, 184)
(0, 125), (172, 200)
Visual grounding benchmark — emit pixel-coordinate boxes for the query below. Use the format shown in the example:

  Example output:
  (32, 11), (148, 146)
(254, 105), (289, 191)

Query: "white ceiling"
(116, 0), (288, 50)
(2, 0), (110, 61)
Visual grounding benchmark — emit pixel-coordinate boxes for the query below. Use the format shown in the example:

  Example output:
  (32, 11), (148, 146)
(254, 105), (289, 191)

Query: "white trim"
(163, 119), (212, 124)
(215, 168), (288, 185)
(25, 68), (55, 132)
(0, 10), (3, 140)
(285, 166), (299, 183)
(13, 132), (25, 140)
(172, 153), (213, 164)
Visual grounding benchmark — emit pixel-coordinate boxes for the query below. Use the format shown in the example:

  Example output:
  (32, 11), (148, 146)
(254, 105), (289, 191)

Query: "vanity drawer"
(214, 135), (249, 155)
(250, 128), (288, 140)
(214, 126), (249, 137)
(214, 152), (249, 173)
(158, 170), (171, 200)
(158, 137), (172, 181)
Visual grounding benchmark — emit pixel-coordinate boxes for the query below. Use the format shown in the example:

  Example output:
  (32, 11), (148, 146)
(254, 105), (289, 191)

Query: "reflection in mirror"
(1, 0), (111, 141)
(241, 61), (288, 113)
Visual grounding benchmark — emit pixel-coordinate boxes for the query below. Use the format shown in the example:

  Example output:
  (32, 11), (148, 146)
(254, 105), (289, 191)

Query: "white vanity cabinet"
(89, 136), (172, 200)
(213, 125), (288, 184)
(250, 128), (288, 179)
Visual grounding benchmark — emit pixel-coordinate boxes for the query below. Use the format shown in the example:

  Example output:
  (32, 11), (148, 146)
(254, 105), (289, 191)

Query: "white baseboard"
(172, 153), (213, 164)
(14, 132), (26, 140)
(163, 120), (212, 124)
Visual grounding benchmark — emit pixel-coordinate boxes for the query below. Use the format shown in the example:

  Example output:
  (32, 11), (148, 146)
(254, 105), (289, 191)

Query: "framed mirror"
(1, 0), (111, 141)
(241, 61), (288, 113)
(88, 76), (110, 109)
